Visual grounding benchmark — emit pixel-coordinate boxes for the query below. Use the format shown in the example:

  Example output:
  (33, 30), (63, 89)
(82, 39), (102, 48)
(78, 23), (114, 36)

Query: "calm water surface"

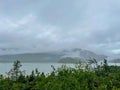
(0, 63), (75, 75)
(0, 63), (120, 75)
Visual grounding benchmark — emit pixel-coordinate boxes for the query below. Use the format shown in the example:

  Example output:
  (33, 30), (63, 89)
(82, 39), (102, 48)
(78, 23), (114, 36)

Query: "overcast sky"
(0, 0), (120, 55)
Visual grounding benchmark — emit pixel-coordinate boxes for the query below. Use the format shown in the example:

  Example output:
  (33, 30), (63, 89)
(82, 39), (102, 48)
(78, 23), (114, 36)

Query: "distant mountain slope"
(58, 57), (81, 63)
(109, 59), (120, 63)
(59, 48), (107, 63)
(0, 52), (62, 63)
(0, 48), (107, 63)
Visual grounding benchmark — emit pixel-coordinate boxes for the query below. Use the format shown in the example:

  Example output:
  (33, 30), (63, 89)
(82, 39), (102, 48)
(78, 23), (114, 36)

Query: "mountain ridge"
(0, 48), (107, 63)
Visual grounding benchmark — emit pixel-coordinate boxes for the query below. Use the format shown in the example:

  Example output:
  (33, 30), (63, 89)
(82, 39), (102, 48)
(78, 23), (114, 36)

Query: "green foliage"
(0, 60), (120, 90)
(6, 60), (25, 81)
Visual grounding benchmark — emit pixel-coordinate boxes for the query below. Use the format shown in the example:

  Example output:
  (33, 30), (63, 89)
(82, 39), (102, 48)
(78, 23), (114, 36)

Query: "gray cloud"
(0, 0), (120, 55)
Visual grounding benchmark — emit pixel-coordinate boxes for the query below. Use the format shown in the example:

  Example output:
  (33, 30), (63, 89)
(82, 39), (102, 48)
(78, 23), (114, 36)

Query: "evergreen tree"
(7, 60), (24, 81)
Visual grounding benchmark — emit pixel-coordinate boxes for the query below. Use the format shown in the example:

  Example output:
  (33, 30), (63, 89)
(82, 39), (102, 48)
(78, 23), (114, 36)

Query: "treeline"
(0, 60), (120, 90)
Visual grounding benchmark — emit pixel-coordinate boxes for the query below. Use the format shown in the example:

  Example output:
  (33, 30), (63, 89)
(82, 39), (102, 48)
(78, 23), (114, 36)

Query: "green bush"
(0, 60), (120, 90)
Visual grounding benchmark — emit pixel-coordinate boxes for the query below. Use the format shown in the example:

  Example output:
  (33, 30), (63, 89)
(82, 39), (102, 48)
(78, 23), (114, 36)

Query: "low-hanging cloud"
(0, 0), (120, 55)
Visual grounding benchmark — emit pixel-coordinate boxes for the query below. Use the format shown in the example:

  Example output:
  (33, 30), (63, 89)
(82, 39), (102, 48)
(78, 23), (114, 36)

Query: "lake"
(0, 62), (120, 76)
(0, 63), (75, 75)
